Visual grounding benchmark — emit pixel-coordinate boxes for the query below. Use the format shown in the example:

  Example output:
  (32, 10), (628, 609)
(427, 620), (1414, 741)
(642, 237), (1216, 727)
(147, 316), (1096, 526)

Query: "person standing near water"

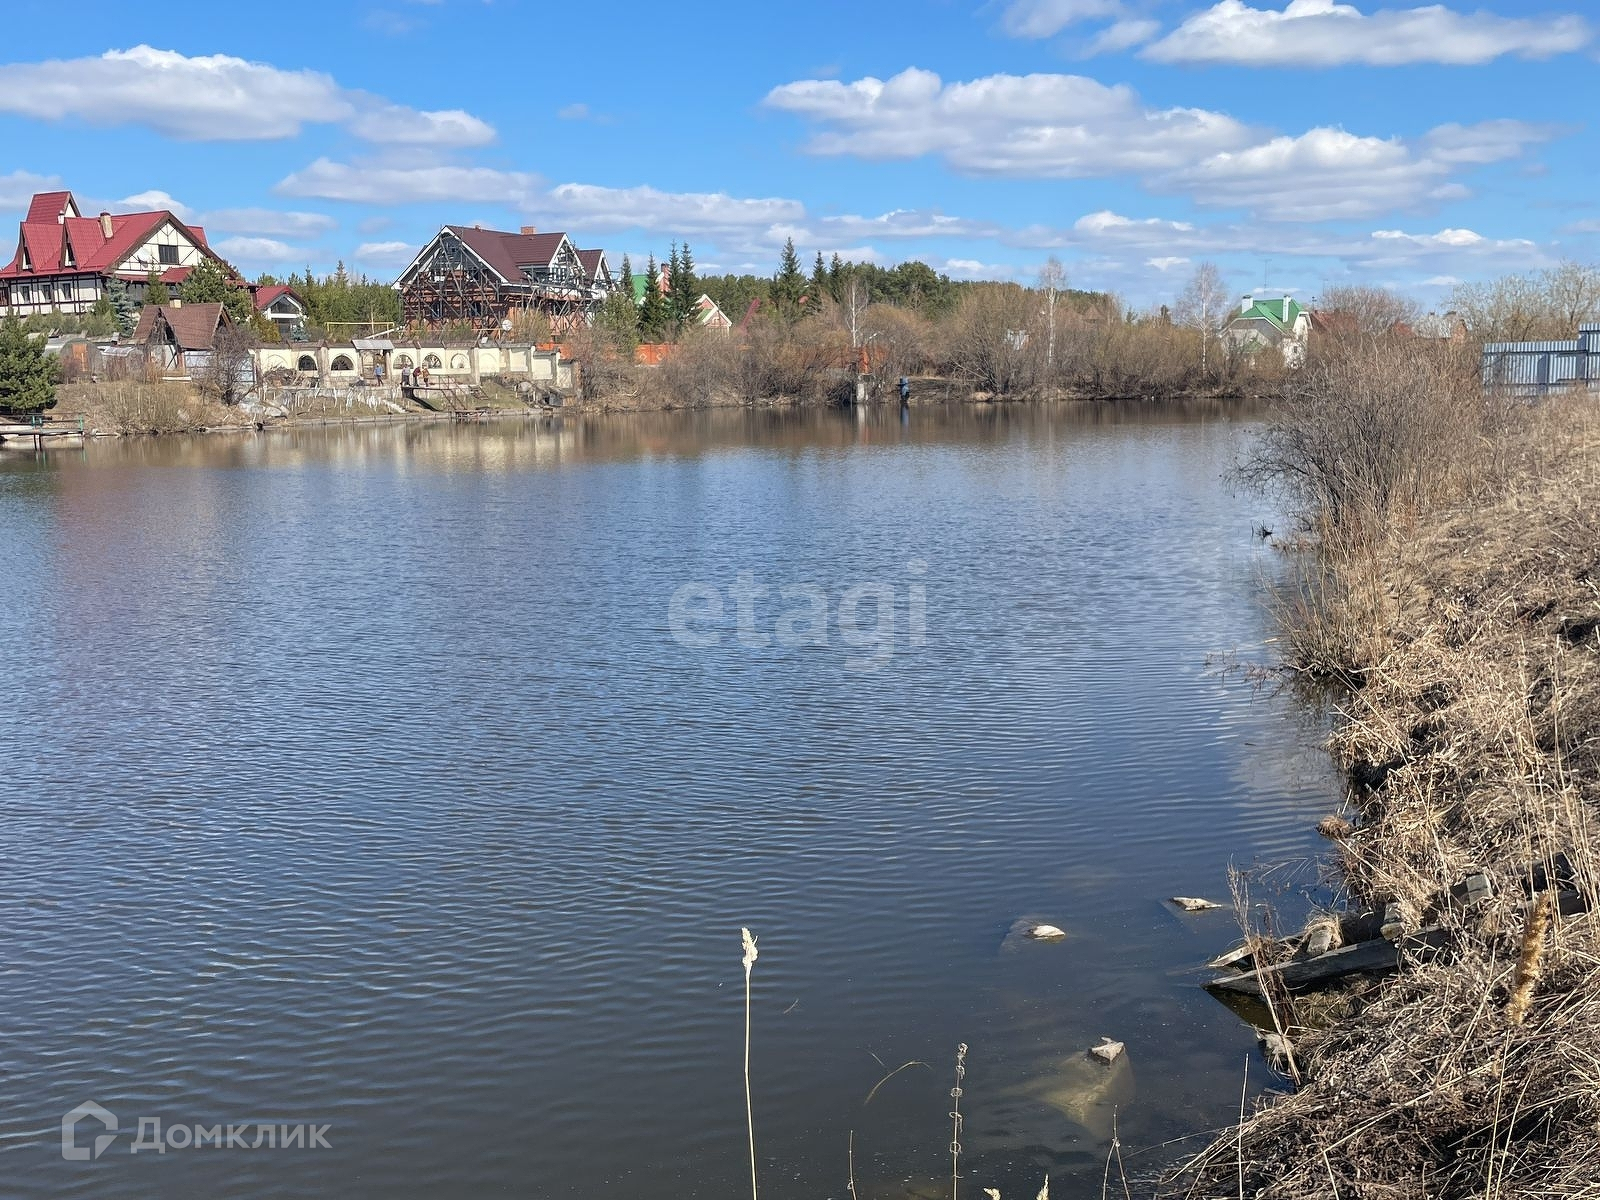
(899, 376), (911, 403)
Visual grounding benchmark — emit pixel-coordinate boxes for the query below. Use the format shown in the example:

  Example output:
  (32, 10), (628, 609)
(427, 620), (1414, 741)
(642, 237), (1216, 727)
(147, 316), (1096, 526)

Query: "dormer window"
(19, 245), (31, 271)
(62, 241), (74, 267)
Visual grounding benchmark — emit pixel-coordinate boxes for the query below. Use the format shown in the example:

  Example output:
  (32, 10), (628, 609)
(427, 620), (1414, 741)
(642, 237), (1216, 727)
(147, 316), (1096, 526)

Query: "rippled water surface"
(0, 403), (1336, 1198)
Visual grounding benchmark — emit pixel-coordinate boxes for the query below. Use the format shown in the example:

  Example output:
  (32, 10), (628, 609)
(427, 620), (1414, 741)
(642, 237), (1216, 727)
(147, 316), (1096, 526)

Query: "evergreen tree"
(595, 288), (641, 352)
(86, 295), (118, 338)
(179, 256), (255, 326)
(619, 253), (634, 302)
(104, 277), (139, 335)
(811, 253), (827, 302)
(638, 255), (668, 341)
(667, 243), (684, 328)
(145, 270), (171, 307)
(0, 314), (59, 414)
(676, 242), (697, 329)
(771, 238), (806, 323)
(828, 253), (844, 301)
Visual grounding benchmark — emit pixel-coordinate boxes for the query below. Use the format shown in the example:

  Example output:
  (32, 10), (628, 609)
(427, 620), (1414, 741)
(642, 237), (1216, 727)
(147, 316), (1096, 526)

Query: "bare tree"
(1540, 260), (1600, 329)
(1316, 285), (1420, 337)
(194, 325), (258, 406)
(1172, 261), (1230, 377)
(843, 276), (868, 349)
(1038, 256), (1066, 380)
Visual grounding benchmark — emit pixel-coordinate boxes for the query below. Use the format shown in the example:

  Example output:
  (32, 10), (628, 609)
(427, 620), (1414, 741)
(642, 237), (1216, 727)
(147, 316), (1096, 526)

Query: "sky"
(0, 0), (1595, 309)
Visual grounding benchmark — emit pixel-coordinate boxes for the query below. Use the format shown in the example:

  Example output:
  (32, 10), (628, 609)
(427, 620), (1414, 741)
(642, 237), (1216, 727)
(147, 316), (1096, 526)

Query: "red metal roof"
(25, 191), (74, 223)
(250, 284), (307, 312)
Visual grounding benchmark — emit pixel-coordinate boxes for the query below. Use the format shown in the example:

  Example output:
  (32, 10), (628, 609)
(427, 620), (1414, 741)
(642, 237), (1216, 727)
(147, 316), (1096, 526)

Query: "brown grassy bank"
(1165, 344), (1600, 1197)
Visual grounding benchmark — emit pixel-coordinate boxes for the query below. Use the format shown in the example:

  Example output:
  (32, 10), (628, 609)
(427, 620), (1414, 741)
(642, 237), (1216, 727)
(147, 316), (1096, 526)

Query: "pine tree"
(619, 253), (634, 302)
(0, 314), (59, 414)
(811, 253), (827, 302)
(667, 243), (685, 328)
(639, 254), (668, 341)
(676, 242), (698, 329)
(771, 238), (805, 323)
(104, 277), (138, 335)
(145, 270), (171, 307)
(180, 256), (256, 326)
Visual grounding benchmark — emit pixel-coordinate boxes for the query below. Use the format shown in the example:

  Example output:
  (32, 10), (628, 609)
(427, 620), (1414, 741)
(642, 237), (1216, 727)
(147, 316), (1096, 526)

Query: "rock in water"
(1089, 1037), (1124, 1064)
(1025, 923), (1067, 940)
(1170, 896), (1223, 912)
(1001, 1052), (1136, 1142)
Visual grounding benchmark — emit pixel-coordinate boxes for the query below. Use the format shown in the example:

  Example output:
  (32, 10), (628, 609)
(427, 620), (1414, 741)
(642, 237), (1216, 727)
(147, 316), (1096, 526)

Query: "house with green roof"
(1220, 294), (1310, 366)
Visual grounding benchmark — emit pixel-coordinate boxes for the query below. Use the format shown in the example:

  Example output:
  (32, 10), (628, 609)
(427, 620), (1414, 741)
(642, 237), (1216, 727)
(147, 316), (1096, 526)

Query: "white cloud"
(346, 105), (496, 147)
(117, 189), (195, 220)
(0, 170), (62, 213)
(538, 183), (805, 235)
(1001, 0), (1124, 38)
(213, 236), (300, 262)
(354, 241), (418, 266)
(764, 68), (1255, 178)
(812, 209), (1002, 241)
(1086, 18), (1163, 53)
(1147, 256), (1191, 270)
(1169, 127), (1450, 220)
(557, 103), (590, 120)
(0, 46), (495, 146)
(276, 159), (539, 205)
(1143, 1), (1592, 67)
(202, 208), (338, 238)
(1423, 120), (1558, 165)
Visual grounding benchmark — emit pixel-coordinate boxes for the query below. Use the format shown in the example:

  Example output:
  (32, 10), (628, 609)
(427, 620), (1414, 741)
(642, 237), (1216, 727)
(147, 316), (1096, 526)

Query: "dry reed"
(1165, 371), (1600, 1198)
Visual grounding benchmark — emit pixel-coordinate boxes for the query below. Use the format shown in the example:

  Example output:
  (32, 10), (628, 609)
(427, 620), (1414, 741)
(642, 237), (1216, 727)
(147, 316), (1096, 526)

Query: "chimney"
(1240, 293), (1253, 311)
(169, 298), (182, 308)
(99, 211), (113, 238)
(520, 225), (538, 236)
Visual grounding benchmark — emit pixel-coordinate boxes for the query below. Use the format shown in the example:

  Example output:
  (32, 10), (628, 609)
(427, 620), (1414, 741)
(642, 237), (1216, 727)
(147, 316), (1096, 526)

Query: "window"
(158, 244), (179, 266)
(330, 355), (354, 372)
(395, 355), (413, 368)
(297, 355), (317, 372)
(17, 285), (30, 303)
(423, 354), (442, 369)
(450, 354), (468, 370)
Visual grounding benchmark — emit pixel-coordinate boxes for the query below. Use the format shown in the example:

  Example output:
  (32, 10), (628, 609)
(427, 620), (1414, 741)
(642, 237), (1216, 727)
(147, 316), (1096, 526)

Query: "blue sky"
(1, 0), (1594, 308)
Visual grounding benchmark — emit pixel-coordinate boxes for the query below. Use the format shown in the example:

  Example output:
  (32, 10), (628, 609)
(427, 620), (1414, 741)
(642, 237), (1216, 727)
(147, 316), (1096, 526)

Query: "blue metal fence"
(1482, 323), (1600, 394)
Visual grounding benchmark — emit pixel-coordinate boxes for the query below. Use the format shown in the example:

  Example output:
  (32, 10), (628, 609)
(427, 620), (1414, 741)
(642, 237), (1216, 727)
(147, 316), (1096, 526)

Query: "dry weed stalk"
(949, 1043), (967, 1200)
(1506, 890), (1557, 1025)
(741, 927), (759, 1200)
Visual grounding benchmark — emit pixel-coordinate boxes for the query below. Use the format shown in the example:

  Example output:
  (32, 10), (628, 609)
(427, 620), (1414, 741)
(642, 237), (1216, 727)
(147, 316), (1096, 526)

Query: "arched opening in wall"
(396, 354), (413, 368)
(423, 354), (442, 369)
(450, 354), (468, 370)
(297, 355), (317, 372)
(331, 355), (354, 372)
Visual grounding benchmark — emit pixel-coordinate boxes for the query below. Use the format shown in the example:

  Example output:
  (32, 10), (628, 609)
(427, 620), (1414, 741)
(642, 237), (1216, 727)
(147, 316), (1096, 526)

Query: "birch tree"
(1173, 261), (1230, 377)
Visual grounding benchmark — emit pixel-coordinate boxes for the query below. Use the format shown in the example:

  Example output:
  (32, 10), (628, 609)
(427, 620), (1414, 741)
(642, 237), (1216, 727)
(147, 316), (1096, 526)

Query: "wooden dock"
(0, 417), (86, 449)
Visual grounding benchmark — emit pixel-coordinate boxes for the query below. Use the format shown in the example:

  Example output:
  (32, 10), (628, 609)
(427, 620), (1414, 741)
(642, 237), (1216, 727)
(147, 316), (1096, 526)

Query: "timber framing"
(394, 225), (613, 336)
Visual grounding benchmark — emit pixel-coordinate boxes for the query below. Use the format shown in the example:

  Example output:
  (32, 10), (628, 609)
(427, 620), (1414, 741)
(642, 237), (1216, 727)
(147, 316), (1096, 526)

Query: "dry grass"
(1166, 394), (1600, 1199)
(61, 381), (246, 436)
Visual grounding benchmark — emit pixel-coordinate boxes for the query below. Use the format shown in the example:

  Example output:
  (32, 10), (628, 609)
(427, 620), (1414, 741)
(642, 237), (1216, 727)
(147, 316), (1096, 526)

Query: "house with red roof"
(250, 283), (308, 337)
(0, 190), (230, 319)
(394, 224), (615, 334)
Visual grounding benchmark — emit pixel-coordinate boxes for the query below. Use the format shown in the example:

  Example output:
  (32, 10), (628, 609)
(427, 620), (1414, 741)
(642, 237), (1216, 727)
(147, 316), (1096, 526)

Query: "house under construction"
(394, 224), (614, 335)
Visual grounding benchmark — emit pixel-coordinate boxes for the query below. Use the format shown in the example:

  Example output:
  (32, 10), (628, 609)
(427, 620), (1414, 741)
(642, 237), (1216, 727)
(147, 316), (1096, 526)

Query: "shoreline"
(1170, 394), (1600, 1196)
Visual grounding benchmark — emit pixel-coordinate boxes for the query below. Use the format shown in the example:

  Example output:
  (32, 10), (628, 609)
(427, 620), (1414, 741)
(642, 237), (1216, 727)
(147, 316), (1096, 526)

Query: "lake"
(0, 402), (1338, 1198)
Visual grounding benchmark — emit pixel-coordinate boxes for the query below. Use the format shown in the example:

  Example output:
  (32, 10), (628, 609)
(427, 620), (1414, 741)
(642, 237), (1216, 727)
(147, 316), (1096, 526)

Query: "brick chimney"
(99, 212), (113, 238)
(520, 225), (538, 236)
